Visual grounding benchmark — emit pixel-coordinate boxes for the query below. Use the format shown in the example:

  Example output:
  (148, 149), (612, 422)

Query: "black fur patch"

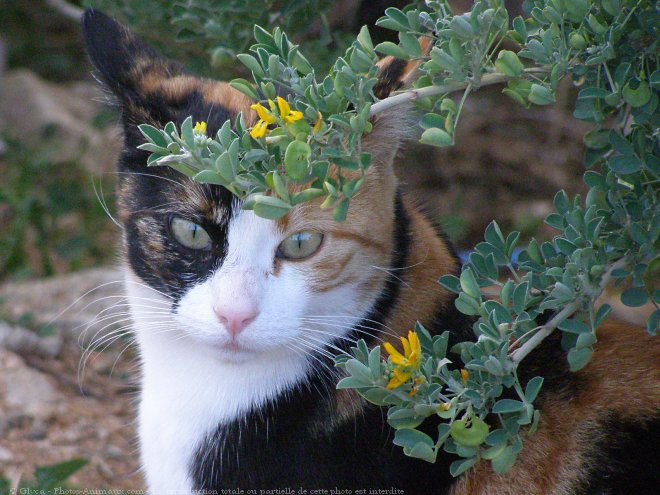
(373, 58), (408, 99)
(343, 190), (411, 349)
(578, 414), (660, 494)
(82, 9), (242, 302)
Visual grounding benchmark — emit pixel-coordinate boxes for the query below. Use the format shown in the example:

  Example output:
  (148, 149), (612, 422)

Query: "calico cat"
(81, 9), (659, 495)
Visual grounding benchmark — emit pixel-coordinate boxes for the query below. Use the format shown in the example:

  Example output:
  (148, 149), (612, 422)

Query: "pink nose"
(214, 304), (259, 337)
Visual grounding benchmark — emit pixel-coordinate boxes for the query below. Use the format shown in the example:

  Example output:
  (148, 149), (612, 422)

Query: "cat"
(81, 9), (659, 495)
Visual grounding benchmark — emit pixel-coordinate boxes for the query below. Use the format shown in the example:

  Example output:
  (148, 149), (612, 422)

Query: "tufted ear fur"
(363, 37), (432, 172)
(81, 9), (252, 159)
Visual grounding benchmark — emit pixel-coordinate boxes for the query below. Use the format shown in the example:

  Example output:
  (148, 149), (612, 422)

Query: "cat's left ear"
(363, 37), (432, 172)
(82, 9), (201, 131)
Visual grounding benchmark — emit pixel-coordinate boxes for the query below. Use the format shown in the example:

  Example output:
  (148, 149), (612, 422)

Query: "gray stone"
(0, 321), (63, 358)
(0, 446), (13, 463)
(0, 348), (62, 417)
(0, 69), (121, 175)
(0, 268), (126, 347)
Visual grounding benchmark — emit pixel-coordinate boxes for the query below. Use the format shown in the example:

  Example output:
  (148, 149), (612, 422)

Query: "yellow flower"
(460, 369), (469, 383)
(387, 368), (412, 390)
(250, 102), (276, 124)
(384, 330), (423, 390)
(276, 96), (303, 124)
(249, 120), (269, 139)
(437, 402), (451, 412)
(384, 330), (422, 368)
(193, 121), (207, 135)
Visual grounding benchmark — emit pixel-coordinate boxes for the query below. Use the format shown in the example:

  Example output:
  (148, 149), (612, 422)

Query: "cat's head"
(83, 9), (418, 364)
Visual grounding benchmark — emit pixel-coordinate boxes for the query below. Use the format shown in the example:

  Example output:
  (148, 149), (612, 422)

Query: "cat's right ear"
(81, 8), (186, 126)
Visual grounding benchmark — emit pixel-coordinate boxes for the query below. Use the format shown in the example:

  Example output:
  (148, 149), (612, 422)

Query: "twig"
(510, 257), (628, 364)
(369, 68), (551, 117)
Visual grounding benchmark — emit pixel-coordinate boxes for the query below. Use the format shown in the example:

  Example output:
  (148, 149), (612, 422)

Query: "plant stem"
(510, 257), (628, 364)
(369, 68), (551, 117)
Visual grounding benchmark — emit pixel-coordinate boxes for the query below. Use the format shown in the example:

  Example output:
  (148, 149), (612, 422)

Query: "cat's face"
(84, 11), (406, 364)
(123, 172), (396, 363)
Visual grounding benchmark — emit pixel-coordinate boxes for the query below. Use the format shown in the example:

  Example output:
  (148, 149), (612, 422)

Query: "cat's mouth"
(221, 340), (245, 352)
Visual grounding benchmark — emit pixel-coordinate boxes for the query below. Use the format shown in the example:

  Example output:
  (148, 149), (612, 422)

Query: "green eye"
(276, 231), (323, 260)
(170, 217), (212, 250)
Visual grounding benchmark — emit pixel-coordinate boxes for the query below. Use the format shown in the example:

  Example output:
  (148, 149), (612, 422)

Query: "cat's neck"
(382, 195), (462, 339)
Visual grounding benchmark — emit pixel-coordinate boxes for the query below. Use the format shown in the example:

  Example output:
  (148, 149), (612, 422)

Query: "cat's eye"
(276, 231), (323, 260)
(170, 217), (212, 251)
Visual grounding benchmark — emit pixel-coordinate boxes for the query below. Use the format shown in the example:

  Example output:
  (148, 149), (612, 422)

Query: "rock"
(0, 69), (121, 175)
(27, 418), (48, 440)
(0, 321), (63, 358)
(0, 446), (13, 463)
(0, 347), (62, 417)
(0, 268), (126, 346)
(105, 445), (124, 459)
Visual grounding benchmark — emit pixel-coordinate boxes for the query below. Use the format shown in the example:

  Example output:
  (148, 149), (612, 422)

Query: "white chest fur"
(126, 274), (309, 494)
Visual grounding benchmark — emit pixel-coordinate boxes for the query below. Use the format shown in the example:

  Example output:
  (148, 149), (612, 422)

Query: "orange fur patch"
(450, 322), (660, 494)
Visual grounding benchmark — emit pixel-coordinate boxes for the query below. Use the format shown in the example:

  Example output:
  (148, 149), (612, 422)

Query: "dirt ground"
(0, 269), (143, 491)
(0, 344), (141, 491)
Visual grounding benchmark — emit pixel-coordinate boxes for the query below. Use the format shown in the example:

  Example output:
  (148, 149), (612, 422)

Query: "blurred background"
(0, 0), (588, 490)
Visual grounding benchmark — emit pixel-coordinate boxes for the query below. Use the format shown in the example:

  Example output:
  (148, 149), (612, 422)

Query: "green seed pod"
(569, 33), (587, 50)
(284, 140), (312, 181)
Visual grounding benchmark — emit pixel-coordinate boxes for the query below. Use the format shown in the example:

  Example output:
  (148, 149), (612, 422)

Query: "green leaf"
(512, 282), (529, 314)
(345, 359), (373, 384)
(394, 428), (435, 450)
(361, 387), (399, 406)
(450, 16), (475, 40)
(455, 292), (481, 316)
(608, 154), (642, 174)
(490, 446), (518, 474)
(387, 408), (425, 429)
(495, 50), (524, 77)
(357, 25), (374, 53)
(137, 143), (169, 154)
(438, 274), (461, 293)
(449, 457), (479, 477)
(558, 319), (590, 334)
(35, 458), (88, 488)
(333, 198), (350, 221)
(284, 140), (311, 181)
(138, 124), (168, 148)
(621, 287), (648, 307)
(180, 116), (194, 147)
(193, 170), (228, 186)
(450, 416), (490, 447)
(374, 41), (409, 59)
(567, 346), (593, 371)
(420, 113), (446, 130)
(492, 399), (526, 414)
(528, 84), (556, 105)
(291, 188), (325, 205)
(524, 376), (544, 403)
(622, 80), (651, 108)
(336, 376), (372, 389)
(252, 195), (292, 220)
(368, 346), (381, 379)
(399, 33), (421, 57)
(460, 267), (481, 298)
(237, 54), (265, 77)
(420, 128), (453, 147)
(229, 79), (260, 101)
(407, 442), (438, 463)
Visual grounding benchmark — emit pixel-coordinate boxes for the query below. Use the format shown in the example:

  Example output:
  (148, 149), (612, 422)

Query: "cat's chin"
(200, 337), (263, 364)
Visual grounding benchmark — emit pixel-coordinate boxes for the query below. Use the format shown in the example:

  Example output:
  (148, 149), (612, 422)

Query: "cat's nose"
(214, 303), (259, 337)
